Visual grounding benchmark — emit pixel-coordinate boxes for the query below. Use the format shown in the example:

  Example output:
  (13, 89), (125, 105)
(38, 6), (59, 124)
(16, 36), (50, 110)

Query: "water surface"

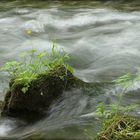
(0, 0), (140, 139)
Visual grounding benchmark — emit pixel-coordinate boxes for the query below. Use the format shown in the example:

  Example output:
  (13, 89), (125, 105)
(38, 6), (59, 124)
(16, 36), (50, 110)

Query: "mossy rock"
(97, 115), (140, 140)
(1, 65), (82, 122)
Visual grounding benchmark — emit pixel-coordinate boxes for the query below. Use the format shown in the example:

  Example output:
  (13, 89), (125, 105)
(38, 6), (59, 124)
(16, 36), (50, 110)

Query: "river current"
(0, 0), (140, 139)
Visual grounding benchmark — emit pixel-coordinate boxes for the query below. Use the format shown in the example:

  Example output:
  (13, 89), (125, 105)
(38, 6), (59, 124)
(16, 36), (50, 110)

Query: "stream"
(0, 0), (140, 139)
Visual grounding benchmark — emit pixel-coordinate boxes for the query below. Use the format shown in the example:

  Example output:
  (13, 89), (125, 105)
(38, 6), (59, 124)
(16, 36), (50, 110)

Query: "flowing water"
(0, 0), (140, 139)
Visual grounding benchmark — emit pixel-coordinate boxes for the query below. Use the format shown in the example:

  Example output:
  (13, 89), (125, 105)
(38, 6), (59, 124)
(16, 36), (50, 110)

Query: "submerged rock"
(97, 115), (140, 140)
(1, 65), (82, 121)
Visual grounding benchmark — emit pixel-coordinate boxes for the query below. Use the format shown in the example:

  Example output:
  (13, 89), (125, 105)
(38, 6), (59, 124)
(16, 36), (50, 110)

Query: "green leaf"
(37, 51), (48, 58)
(66, 65), (74, 74)
(21, 86), (29, 94)
(30, 49), (37, 53)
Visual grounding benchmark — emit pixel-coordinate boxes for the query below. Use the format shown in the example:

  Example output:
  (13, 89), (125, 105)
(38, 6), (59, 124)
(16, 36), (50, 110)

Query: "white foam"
(0, 120), (13, 136)
(23, 20), (45, 33)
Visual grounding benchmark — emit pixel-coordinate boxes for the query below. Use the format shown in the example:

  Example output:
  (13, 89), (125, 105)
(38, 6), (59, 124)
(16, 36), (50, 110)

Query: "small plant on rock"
(85, 73), (139, 140)
(1, 43), (73, 93)
(95, 73), (139, 140)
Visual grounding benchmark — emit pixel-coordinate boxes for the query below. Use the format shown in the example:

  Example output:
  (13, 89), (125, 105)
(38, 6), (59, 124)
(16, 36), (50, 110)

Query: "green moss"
(97, 115), (140, 140)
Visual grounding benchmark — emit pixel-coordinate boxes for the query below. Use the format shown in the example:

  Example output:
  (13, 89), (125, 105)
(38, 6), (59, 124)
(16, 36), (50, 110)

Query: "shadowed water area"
(0, 0), (140, 139)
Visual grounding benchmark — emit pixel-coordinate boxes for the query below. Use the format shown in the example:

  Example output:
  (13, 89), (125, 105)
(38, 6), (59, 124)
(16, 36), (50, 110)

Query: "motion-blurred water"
(0, 0), (140, 139)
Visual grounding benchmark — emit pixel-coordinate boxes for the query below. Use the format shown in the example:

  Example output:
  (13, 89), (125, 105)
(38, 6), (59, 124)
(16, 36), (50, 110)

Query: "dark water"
(0, 0), (140, 139)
